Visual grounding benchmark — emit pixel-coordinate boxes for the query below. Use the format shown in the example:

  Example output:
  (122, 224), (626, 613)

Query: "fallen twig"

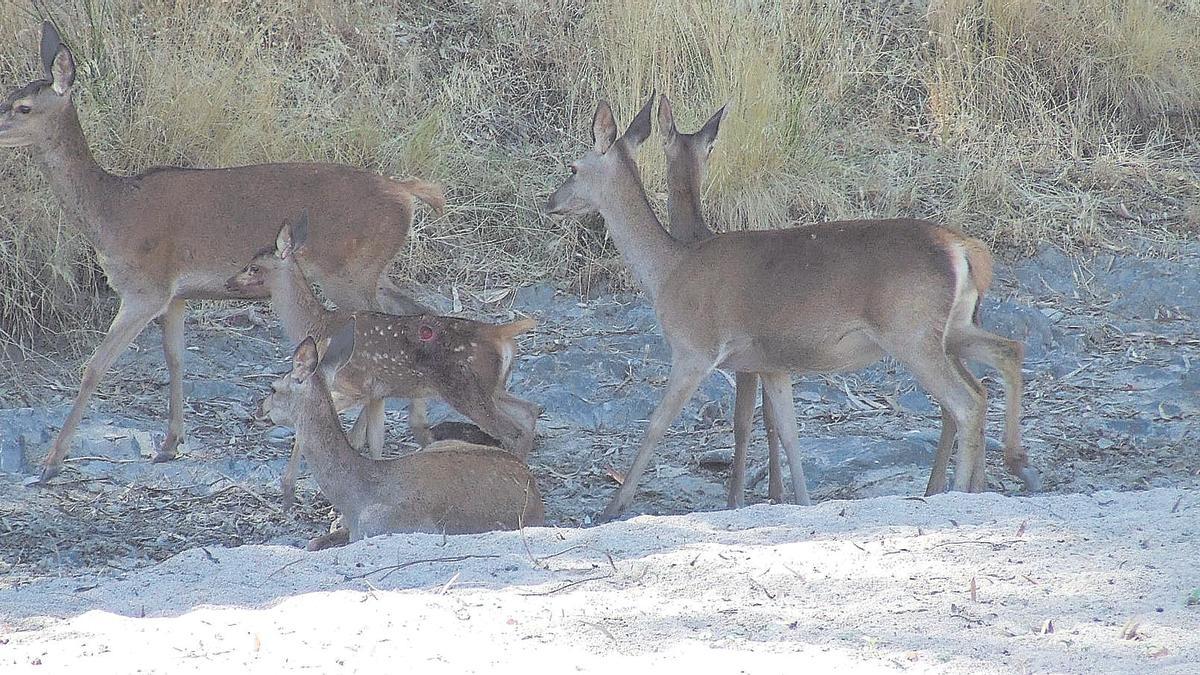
(342, 554), (500, 582)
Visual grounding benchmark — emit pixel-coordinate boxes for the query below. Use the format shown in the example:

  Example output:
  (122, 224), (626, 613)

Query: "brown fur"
(264, 336), (544, 548)
(228, 218), (539, 508)
(659, 94), (784, 507)
(546, 97), (1037, 519)
(1, 24), (443, 480)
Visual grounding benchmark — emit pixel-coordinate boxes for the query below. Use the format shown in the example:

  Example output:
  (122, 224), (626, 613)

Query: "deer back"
(358, 440), (545, 534)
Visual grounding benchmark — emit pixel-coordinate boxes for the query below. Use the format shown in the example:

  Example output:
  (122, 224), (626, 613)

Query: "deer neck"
(291, 380), (366, 511)
(597, 158), (684, 304)
(268, 263), (338, 344)
(31, 103), (115, 240)
(665, 158), (712, 243)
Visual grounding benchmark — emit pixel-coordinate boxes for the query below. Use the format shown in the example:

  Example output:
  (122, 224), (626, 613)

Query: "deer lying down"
(228, 214), (540, 509)
(545, 97), (1037, 520)
(262, 330), (545, 549)
(0, 23), (442, 481)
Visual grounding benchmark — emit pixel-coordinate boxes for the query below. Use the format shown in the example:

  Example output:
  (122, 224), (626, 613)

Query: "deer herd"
(1, 22), (1039, 549)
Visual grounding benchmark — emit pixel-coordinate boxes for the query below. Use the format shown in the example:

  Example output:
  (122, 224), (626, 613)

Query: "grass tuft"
(0, 0), (1197, 347)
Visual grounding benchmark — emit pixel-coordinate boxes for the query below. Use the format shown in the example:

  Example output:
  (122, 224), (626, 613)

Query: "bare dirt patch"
(1, 245), (1198, 670)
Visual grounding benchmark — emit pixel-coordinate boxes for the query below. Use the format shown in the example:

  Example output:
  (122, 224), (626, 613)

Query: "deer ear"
(291, 209), (310, 250)
(320, 317), (356, 377)
(49, 46), (76, 95)
(40, 21), (62, 78)
(697, 103), (727, 154)
(622, 91), (655, 150)
(657, 94), (676, 140)
(291, 337), (320, 384)
(592, 101), (618, 154)
(275, 223), (293, 259)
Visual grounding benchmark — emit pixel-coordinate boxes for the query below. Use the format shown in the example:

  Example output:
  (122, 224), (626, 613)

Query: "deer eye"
(15, 105), (31, 114)
(569, 164), (577, 175)
(248, 265), (259, 274)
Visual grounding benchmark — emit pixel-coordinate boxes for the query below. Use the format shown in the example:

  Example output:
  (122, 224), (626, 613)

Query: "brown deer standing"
(659, 95), (1017, 503)
(657, 95), (785, 507)
(0, 23), (442, 481)
(545, 96), (1037, 520)
(227, 213), (540, 508)
(261, 329), (544, 549)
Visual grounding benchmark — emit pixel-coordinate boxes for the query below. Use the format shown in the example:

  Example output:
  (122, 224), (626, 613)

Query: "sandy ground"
(2, 488), (1198, 673)
(1, 245), (1198, 672)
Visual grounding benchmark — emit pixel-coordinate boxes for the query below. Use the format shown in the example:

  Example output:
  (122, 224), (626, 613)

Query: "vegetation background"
(1, 0), (1197, 348)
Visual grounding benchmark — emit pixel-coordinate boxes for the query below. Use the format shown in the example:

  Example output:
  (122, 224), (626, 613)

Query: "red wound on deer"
(418, 324), (436, 342)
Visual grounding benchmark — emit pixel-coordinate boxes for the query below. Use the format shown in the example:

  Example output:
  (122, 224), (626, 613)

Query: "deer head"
(0, 22), (77, 148)
(658, 94), (726, 184)
(544, 94), (655, 217)
(225, 211), (310, 293)
(262, 318), (355, 427)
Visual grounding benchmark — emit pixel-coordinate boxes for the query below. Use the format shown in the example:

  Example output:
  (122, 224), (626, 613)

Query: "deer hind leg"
(892, 337), (988, 493)
(759, 372), (810, 506)
(763, 380), (785, 503)
(729, 371), (759, 509)
(600, 355), (713, 521)
(946, 324), (1037, 491)
(40, 295), (169, 481)
(156, 298), (187, 463)
(926, 407), (957, 496)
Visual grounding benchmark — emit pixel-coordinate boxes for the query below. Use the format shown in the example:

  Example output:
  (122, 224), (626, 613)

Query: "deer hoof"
(596, 499), (628, 524)
(153, 433), (182, 463)
(1018, 466), (1042, 493)
(38, 461), (63, 483)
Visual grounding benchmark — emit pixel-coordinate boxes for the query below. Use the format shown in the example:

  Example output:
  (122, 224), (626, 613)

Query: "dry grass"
(0, 0), (1197, 348)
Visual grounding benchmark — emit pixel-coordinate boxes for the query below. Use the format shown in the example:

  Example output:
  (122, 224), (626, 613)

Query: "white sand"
(2, 488), (1197, 674)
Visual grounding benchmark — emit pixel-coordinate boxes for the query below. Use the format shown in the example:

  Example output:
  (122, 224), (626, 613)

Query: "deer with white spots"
(0, 22), (443, 481)
(262, 330), (544, 549)
(229, 212), (539, 509)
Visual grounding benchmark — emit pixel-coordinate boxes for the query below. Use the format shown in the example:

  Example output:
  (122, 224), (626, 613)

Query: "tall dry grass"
(0, 0), (1197, 348)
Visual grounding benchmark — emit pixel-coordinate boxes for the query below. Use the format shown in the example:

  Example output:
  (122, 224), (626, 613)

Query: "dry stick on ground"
(261, 330), (545, 548)
(342, 554), (502, 582)
(228, 212), (541, 509)
(544, 96), (1037, 520)
(0, 22), (442, 482)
